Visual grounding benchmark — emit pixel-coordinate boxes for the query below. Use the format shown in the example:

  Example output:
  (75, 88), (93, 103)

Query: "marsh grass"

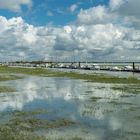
(0, 74), (22, 93)
(9, 117), (76, 131)
(136, 116), (140, 120)
(0, 75), (23, 81)
(0, 109), (77, 140)
(68, 137), (83, 140)
(108, 100), (135, 105)
(0, 66), (51, 76)
(90, 96), (103, 101)
(0, 66), (140, 84)
(111, 84), (140, 94)
(85, 91), (93, 93)
(0, 125), (46, 140)
(12, 109), (48, 117)
(52, 72), (140, 84)
(0, 86), (16, 93)
(10, 109), (76, 130)
(0, 124), (83, 140)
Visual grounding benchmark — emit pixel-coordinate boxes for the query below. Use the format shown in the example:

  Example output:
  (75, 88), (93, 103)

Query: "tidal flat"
(0, 86), (16, 93)
(0, 74), (23, 81)
(0, 109), (77, 140)
(0, 74), (22, 93)
(0, 66), (140, 139)
(0, 66), (140, 83)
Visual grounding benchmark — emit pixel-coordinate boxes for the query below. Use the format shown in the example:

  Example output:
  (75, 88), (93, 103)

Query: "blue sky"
(0, 0), (139, 61)
(0, 0), (109, 26)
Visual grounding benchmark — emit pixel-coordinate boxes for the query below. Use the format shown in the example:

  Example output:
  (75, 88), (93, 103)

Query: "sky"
(0, 0), (140, 61)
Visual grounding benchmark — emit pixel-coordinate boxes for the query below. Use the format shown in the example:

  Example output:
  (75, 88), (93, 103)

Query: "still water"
(0, 75), (140, 140)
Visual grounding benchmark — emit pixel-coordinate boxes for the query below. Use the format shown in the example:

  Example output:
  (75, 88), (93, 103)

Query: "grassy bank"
(0, 66), (140, 84)
(0, 109), (78, 140)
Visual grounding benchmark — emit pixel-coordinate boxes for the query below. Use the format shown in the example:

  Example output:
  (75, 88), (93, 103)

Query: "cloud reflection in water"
(0, 76), (139, 139)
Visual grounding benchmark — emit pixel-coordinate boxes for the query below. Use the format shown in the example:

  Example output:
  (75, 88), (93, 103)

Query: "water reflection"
(0, 76), (140, 139)
(0, 77), (123, 111)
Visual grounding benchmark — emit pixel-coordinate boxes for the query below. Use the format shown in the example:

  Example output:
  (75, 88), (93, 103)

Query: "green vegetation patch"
(0, 74), (22, 93)
(0, 86), (16, 93)
(0, 125), (45, 140)
(52, 72), (140, 84)
(1, 66), (140, 84)
(0, 74), (23, 81)
(0, 109), (77, 140)
(136, 116), (140, 120)
(108, 100), (135, 105)
(0, 124), (84, 140)
(10, 109), (75, 131)
(90, 96), (103, 101)
(0, 66), (51, 76)
(85, 90), (93, 93)
(9, 117), (75, 132)
(12, 109), (48, 117)
(111, 84), (140, 94)
(68, 137), (83, 140)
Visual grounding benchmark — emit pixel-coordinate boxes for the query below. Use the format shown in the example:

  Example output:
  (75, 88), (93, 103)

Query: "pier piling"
(133, 62), (135, 71)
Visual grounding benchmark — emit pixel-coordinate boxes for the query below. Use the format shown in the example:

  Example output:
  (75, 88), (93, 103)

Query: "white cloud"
(0, 0), (140, 61)
(64, 26), (72, 34)
(109, 0), (125, 10)
(77, 6), (118, 25)
(0, 15), (140, 61)
(109, 0), (140, 29)
(69, 4), (78, 13)
(0, 0), (32, 12)
(0, 16), (55, 60)
(110, 0), (140, 18)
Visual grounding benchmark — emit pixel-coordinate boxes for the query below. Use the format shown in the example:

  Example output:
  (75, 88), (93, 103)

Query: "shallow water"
(0, 75), (140, 140)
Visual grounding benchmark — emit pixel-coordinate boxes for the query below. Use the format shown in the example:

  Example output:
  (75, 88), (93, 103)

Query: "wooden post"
(78, 62), (80, 68)
(133, 62), (135, 71)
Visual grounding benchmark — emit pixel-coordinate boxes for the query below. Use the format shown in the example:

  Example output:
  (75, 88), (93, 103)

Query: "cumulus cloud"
(0, 0), (32, 12)
(77, 6), (118, 25)
(109, 0), (140, 29)
(0, 0), (140, 61)
(0, 16), (55, 60)
(110, 0), (140, 18)
(109, 0), (126, 10)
